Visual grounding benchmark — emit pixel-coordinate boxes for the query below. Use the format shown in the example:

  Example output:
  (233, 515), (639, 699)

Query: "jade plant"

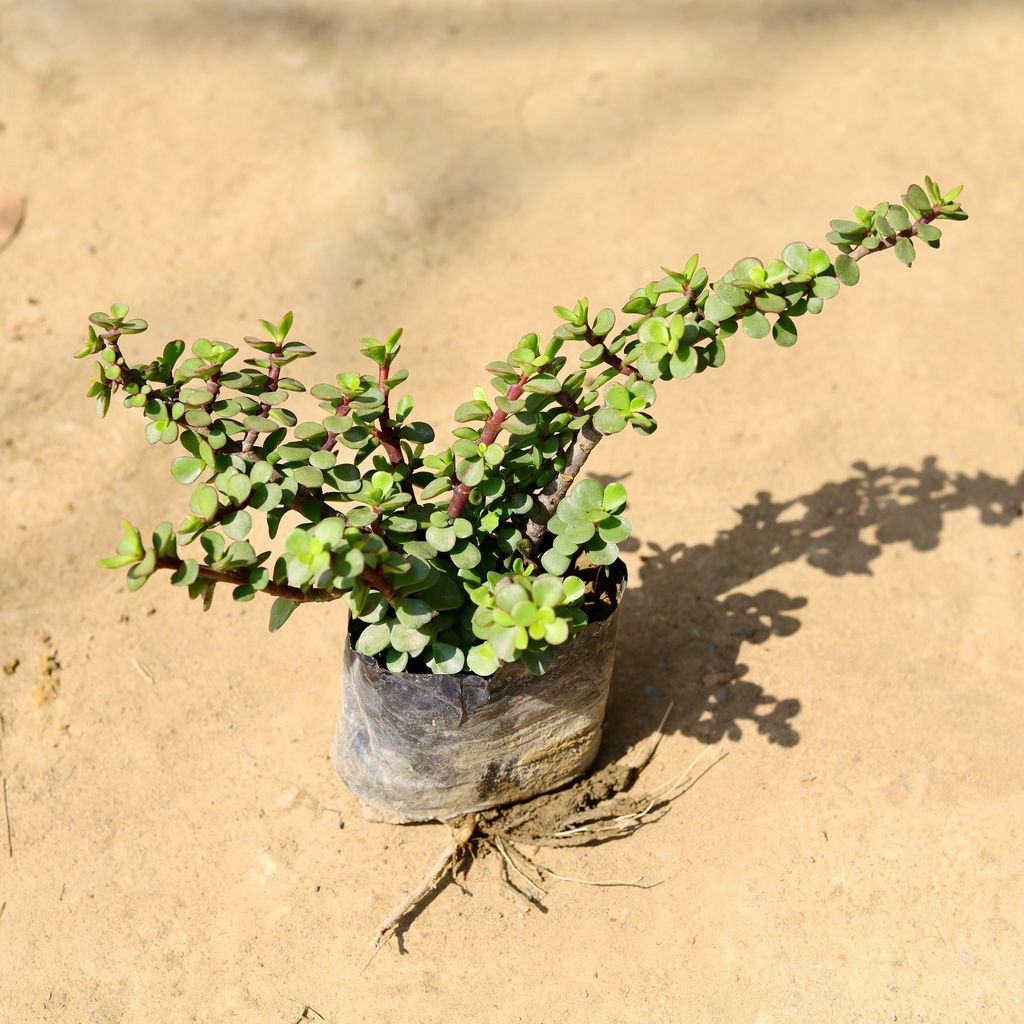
(78, 178), (966, 677)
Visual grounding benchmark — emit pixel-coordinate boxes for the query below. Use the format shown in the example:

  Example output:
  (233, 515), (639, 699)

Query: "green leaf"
(427, 643), (465, 675)
(887, 205), (912, 233)
(532, 576), (563, 608)
(782, 242), (809, 274)
(668, 346), (698, 379)
(467, 643), (500, 676)
(151, 522), (176, 557)
(251, 482), (283, 512)
(201, 531), (226, 563)
(390, 623), (431, 656)
(602, 482), (628, 513)
(638, 317), (670, 347)
(742, 310), (770, 339)
(457, 458), (485, 487)
(526, 375), (562, 395)
(225, 474), (252, 505)
(268, 597), (298, 632)
(540, 548), (571, 575)
(222, 510), (252, 540)
(292, 465), (325, 489)
(811, 277), (840, 300)
(772, 315), (798, 348)
(834, 253), (861, 287)
(593, 407), (626, 434)
(586, 538), (619, 565)
(311, 383), (343, 401)
(396, 598), (433, 628)
(425, 525), (457, 552)
(806, 248), (831, 275)
(605, 384), (631, 412)
(830, 219), (866, 237)
(622, 296), (653, 315)
(598, 515), (631, 543)
(704, 295), (735, 322)
(894, 237), (916, 266)
(568, 478), (603, 512)
(309, 449), (336, 470)
(454, 400), (490, 423)
(754, 293), (787, 314)
(190, 484), (219, 520)
(98, 553), (139, 569)
(170, 559), (200, 586)
(244, 416), (277, 433)
(592, 308), (615, 336)
(171, 457), (204, 485)
(419, 576), (465, 611)
(544, 618), (570, 645)
(716, 283), (747, 308)
(450, 541), (482, 570)
(906, 184), (931, 213)
(355, 623), (391, 657)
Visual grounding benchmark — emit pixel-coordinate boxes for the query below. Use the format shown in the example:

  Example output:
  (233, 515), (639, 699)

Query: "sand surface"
(2, 1), (1023, 1021)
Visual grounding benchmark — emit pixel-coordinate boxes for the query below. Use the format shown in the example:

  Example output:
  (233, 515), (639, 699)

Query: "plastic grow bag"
(332, 564), (627, 823)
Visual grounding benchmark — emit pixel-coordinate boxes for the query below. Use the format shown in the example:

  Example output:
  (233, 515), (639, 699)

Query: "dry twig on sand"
(372, 813), (479, 951)
(3, 777), (12, 858)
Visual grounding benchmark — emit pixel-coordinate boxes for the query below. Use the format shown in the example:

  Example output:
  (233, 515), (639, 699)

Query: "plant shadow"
(598, 457), (1024, 758)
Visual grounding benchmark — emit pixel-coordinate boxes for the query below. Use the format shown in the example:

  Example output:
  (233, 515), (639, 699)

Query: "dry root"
(369, 711), (726, 954)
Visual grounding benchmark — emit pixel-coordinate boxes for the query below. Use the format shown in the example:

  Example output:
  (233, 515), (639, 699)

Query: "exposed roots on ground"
(370, 712), (727, 954)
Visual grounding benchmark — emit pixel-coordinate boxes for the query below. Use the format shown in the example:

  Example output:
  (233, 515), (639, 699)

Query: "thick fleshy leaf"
(171, 457), (204, 485)
(427, 642), (465, 674)
(782, 242), (809, 274)
(834, 253), (861, 286)
(772, 315), (798, 348)
(268, 597), (298, 632)
(467, 643), (500, 676)
(603, 482), (628, 513)
(190, 484), (218, 520)
(704, 295), (735, 322)
(540, 548), (571, 575)
(356, 623), (391, 657)
(222, 510), (252, 540)
(895, 237), (916, 266)
(593, 407), (626, 434)
(742, 310), (770, 339)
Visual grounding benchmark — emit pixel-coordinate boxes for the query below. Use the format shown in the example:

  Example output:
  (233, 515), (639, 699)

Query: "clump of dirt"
(477, 727), (669, 847)
(31, 636), (60, 706)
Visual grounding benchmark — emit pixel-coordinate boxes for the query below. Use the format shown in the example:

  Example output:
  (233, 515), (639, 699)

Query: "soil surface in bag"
(333, 565), (627, 823)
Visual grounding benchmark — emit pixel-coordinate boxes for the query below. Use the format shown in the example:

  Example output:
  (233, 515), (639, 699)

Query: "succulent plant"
(78, 178), (966, 676)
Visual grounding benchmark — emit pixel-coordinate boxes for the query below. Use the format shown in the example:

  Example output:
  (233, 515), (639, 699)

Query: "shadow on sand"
(600, 457), (1024, 757)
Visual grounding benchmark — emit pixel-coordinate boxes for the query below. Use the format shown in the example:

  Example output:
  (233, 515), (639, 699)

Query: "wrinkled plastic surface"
(332, 567), (627, 823)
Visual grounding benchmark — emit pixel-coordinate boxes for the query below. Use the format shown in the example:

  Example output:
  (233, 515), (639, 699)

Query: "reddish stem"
(850, 206), (941, 262)
(447, 373), (528, 518)
(320, 396), (353, 451)
(241, 356), (282, 453)
(374, 363), (406, 470)
(586, 327), (640, 379)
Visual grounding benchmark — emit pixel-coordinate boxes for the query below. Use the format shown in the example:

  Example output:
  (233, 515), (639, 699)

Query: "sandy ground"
(2, 1), (1023, 1021)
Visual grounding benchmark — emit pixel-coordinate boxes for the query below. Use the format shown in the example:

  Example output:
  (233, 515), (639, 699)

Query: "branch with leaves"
(79, 176), (966, 676)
